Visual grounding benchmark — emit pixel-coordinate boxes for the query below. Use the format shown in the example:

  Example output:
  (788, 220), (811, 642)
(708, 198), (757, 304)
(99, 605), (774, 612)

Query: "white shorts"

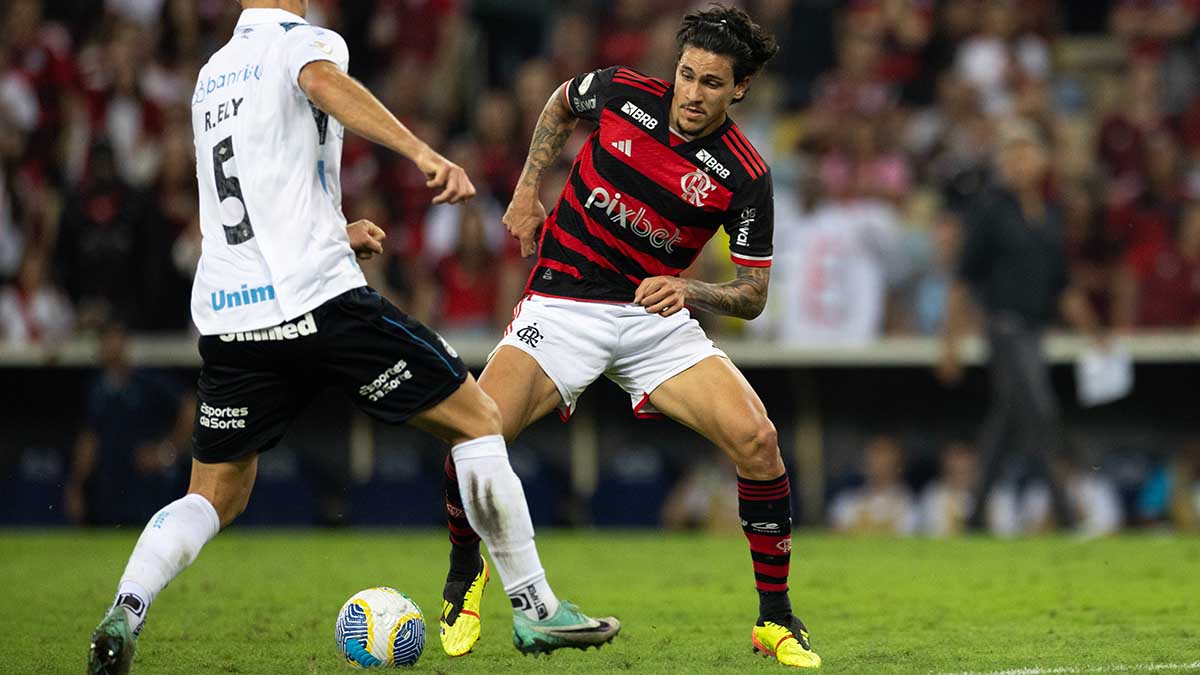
(491, 293), (728, 420)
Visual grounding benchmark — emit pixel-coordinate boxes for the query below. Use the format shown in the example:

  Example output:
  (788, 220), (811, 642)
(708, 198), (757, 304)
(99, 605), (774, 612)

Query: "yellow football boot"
(751, 617), (822, 668)
(439, 557), (489, 656)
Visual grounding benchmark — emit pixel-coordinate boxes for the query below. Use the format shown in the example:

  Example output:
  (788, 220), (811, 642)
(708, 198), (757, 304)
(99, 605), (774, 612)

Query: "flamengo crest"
(680, 169), (714, 207)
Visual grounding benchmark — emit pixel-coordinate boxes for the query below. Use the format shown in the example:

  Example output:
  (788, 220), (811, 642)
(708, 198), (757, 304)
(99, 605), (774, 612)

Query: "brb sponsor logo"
(211, 283), (275, 312)
(219, 312), (317, 342)
(620, 101), (658, 130)
(680, 169), (715, 207)
(199, 403), (249, 430)
(695, 149), (730, 179)
(585, 187), (682, 252)
(359, 359), (413, 402)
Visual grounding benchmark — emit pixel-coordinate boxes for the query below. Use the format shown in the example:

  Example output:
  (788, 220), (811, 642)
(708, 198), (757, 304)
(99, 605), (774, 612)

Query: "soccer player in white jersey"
(87, 2), (616, 673)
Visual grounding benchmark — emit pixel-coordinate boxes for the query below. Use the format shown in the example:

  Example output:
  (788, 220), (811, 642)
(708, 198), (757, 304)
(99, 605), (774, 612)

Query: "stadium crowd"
(3, 0), (1200, 533)
(4, 0), (1200, 344)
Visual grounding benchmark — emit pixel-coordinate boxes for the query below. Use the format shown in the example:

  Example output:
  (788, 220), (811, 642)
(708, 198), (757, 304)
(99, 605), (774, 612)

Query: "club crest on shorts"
(516, 323), (543, 348)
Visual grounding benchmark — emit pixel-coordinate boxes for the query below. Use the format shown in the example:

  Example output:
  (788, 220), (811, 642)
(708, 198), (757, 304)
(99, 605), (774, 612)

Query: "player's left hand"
(347, 220), (387, 260)
(635, 276), (688, 317)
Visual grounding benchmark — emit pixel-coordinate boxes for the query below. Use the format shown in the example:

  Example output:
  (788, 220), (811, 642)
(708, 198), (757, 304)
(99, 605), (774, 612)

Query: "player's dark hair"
(676, 4), (779, 97)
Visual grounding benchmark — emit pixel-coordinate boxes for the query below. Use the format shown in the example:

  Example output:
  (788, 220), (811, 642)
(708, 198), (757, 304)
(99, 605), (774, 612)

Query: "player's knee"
(730, 416), (781, 476)
(459, 386), (504, 440)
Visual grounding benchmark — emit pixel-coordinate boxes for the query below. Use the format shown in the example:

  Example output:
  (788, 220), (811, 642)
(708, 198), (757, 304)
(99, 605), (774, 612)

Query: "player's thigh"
(193, 336), (315, 466)
(648, 355), (780, 463)
(321, 288), (481, 434)
(408, 373), (504, 446)
(477, 345), (563, 441)
(187, 454), (258, 529)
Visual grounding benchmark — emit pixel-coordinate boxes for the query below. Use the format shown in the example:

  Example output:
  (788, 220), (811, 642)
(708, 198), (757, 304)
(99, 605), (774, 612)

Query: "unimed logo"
(211, 283), (275, 312)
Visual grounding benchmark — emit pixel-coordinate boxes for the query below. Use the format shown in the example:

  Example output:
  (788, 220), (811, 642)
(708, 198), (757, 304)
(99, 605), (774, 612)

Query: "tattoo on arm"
(682, 266), (770, 320)
(518, 86), (578, 191)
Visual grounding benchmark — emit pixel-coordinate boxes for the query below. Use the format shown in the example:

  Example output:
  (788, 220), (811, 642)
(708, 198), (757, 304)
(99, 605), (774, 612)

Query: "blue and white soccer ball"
(335, 587), (426, 668)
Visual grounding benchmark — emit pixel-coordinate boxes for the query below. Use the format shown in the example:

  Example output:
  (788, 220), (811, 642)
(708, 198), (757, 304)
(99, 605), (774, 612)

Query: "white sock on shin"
(450, 434), (560, 621)
(114, 493), (220, 634)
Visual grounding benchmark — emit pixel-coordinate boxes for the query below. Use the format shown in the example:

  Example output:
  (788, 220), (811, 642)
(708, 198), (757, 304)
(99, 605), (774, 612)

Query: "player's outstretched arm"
(504, 83), (579, 256)
(299, 61), (474, 205)
(634, 265), (770, 321)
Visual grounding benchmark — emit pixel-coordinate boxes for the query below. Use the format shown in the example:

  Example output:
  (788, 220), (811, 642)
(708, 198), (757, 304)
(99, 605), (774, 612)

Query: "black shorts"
(192, 286), (468, 463)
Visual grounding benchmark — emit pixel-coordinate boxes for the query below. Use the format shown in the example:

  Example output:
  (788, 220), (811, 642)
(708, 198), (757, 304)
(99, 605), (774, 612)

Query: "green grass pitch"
(2, 531), (1199, 674)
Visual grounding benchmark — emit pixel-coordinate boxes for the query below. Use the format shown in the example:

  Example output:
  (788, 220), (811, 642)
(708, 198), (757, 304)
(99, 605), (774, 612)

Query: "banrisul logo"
(212, 283), (276, 312)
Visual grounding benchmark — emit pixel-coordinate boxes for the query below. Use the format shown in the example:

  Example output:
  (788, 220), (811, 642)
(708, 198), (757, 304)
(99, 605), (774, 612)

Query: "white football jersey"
(189, 8), (365, 335)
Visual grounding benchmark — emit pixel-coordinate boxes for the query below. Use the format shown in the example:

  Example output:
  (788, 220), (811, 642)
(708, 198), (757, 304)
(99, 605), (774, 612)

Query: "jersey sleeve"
(281, 25), (350, 89)
(724, 171), (774, 267)
(561, 66), (620, 123)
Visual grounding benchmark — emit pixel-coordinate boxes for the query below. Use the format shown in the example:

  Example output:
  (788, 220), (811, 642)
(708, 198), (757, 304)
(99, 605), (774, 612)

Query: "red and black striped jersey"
(530, 65), (773, 303)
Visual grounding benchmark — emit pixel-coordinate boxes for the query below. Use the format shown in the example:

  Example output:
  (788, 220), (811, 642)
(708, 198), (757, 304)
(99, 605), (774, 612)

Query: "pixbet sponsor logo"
(219, 312), (317, 342)
(585, 187), (682, 252)
(695, 149), (730, 179)
(620, 101), (658, 129)
(359, 359), (413, 402)
(199, 403), (249, 430)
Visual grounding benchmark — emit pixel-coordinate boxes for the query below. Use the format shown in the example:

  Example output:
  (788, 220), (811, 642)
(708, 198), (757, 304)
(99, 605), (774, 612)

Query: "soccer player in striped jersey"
(438, 5), (820, 668)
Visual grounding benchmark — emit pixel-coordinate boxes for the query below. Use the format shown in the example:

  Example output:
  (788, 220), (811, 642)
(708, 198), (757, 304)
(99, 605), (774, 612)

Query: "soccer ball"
(335, 587), (426, 668)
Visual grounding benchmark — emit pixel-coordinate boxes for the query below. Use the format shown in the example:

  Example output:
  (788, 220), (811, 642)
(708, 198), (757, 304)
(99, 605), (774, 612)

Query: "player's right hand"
(416, 147), (476, 205)
(503, 193), (547, 257)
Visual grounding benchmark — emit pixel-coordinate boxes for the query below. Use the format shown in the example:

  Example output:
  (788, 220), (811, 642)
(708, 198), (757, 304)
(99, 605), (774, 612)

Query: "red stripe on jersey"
(612, 76), (666, 96)
(728, 125), (767, 176)
(548, 221), (642, 284)
(560, 182), (679, 278)
(537, 258), (583, 280)
(599, 108), (733, 211)
(574, 144), (716, 250)
(731, 254), (772, 268)
(722, 134), (758, 178)
(615, 68), (669, 92)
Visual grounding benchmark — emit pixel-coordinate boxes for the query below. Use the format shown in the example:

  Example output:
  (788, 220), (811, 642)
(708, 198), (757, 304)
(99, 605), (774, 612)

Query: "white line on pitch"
(938, 662), (1200, 675)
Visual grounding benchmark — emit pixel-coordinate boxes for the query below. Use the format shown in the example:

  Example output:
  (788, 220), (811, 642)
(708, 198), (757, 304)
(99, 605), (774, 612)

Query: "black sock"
(443, 454), (481, 583)
(738, 474), (794, 624)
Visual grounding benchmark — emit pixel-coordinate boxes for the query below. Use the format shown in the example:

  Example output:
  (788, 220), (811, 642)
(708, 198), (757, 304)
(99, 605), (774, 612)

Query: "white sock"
(451, 434), (560, 621)
(113, 493), (220, 634)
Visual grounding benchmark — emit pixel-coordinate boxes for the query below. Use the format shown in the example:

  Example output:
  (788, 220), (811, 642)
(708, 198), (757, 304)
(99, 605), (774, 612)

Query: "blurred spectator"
(1062, 179), (1121, 324)
(917, 441), (976, 537)
(54, 141), (153, 330)
(830, 435), (918, 535)
(757, 172), (908, 345)
(1115, 200), (1200, 328)
(940, 120), (1104, 531)
(431, 202), (500, 335)
(62, 321), (192, 525)
(1138, 439), (1200, 529)
(661, 450), (740, 534)
(1098, 61), (1166, 184)
(910, 209), (964, 335)
(1105, 127), (1190, 253)
(0, 247), (73, 345)
(1023, 455), (1124, 536)
(955, 0), (1051, 117)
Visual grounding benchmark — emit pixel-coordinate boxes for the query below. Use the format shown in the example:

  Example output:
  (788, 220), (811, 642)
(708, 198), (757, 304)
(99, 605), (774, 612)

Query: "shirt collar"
(235, 8), (307, 28)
